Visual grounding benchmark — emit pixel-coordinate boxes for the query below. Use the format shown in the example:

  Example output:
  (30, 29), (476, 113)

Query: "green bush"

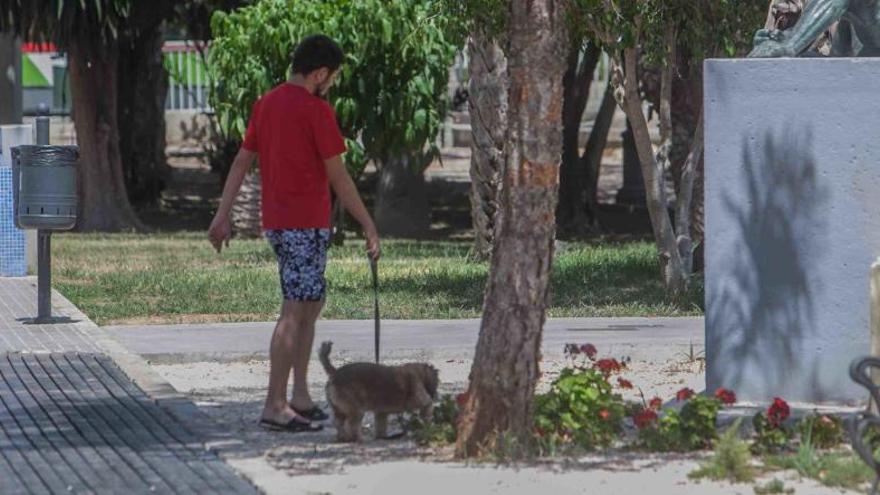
(639, 395), (721, 451)
(209, 0), (461, 174)
(751, 412), (793, 455)
(534, 368), (627, 449)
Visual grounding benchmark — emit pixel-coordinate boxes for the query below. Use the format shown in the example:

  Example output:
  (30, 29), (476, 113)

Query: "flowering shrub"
(797, 414), (843, 449)
(638, 391), (727, 452)
(751, 397), (793, 454)
(534, 367), (627, 449)
(715, 388), (737, 405)
(676, 388), (695, 401)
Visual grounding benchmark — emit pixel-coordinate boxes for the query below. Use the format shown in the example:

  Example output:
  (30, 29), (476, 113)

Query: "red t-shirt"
(241, 83), (346, 229)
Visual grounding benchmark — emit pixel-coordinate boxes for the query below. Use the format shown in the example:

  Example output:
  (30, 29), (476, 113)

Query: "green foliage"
(534, 367), (626, 449)
(406, 394), (459, 446)
(570, 0), (767, 64)
(689, 419), (756, 483)
(751, 412), (793, 455)
(209, 0), (461, 174)
(436, 0), (506, 41)
(764, 440), (874, 491)
(0, 0), (133, 48)
(753, 479), (793, 495)
(640, 395), (720, 452)
(797, 414), (843, 450)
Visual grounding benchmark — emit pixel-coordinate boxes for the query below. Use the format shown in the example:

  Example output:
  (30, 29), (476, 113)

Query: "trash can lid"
(12, 145), (79, 166)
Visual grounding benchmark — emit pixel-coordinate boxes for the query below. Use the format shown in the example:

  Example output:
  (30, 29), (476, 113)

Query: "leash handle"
(370, 255), (380, 364)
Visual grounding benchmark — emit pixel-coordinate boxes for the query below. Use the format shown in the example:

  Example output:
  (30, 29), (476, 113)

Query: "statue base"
(704, 58), (880, 404)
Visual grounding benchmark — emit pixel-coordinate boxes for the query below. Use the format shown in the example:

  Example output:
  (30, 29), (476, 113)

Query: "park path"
(0, 277), (259, 494)
(105, 316), (705, 364)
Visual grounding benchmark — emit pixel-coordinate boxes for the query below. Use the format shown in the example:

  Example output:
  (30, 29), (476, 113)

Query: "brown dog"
(318, 341), (438, 442)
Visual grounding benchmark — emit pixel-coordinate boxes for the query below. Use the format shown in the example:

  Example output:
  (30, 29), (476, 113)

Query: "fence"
(163, 41), (211, 112)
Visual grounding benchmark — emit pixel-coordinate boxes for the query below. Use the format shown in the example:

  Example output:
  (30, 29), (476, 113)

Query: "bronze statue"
(750, 0), (880, 57)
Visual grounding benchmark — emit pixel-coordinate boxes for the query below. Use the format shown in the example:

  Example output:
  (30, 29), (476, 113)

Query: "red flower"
(767, 397), (790, 427)
(676, 388), (695, 401)
(715, 388), (737, 405)
(455, 392), (469, 408)
(649, 397), (663, 411)
(599, 409), (611, 420)
(594, 358), (622, 375)
(580, 344), (598, 359)
(617, 378), (634, 389)
(633, 408), (658, 429)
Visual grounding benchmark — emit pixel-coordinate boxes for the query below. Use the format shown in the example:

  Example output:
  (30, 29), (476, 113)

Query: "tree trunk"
(231, 170), (262, 238)
(670, 43), (704, 273)
(611, 37), (686, 291)
(375, 155), (430, 238)
(468, 30), (507, 261)
(67, 39), (143, 232)
(675, 112), (702, 275)
(556, 43), (600, 237)
(456, 0), (567, 458)
(581, 82), (615, 224)
(117, 23), (169, 206)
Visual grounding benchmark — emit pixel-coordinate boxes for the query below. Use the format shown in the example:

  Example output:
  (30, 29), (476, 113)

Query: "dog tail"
(318, 341), (336, 377)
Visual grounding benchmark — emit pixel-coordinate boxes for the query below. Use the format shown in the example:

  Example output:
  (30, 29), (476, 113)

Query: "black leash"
(370, 255), (380, 364)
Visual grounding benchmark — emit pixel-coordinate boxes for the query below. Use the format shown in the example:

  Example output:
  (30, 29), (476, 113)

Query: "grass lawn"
(53, 233), (703, 326)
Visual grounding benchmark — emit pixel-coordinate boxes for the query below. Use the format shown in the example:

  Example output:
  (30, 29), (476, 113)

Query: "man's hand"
(208, 215), (232, 253)
(365, 224), (381, 261)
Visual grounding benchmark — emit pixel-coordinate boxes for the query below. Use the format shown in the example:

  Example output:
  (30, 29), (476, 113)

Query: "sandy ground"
(151, 354), (864, 495)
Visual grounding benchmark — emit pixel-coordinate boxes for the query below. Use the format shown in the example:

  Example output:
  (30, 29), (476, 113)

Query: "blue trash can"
(0, 163), (26, 277)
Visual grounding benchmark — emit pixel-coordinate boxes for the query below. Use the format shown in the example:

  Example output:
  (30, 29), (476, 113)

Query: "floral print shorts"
(265, 229), (331, 301)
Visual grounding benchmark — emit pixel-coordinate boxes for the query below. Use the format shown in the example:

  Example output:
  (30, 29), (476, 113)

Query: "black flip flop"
(259, 417), (323, 433)
(292, 405), (330, 422)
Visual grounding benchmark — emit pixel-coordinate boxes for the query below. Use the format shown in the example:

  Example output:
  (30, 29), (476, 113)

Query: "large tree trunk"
(468, 30), (507, 261)
(375, 156), (430, 237)
(456, 0), (567, 458)
(610, 30), (687, 291)
(556, 43), (600, 237)
(117, 23), (169, 206)
(67, 40), (143, 231)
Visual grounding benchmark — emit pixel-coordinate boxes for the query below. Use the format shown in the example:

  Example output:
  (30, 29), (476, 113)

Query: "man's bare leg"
(290, 299), (324, 410)
(262, 300), (321, 423)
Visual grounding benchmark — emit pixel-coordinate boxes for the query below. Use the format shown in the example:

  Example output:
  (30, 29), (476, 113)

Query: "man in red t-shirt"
(208, 35), (380, 433)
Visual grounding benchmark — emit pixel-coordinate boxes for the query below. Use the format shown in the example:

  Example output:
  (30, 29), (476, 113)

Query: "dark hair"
(291, 34), (344, 75)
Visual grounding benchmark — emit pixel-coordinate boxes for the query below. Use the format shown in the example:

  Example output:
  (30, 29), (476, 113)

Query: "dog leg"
(346, 412), (364, 443)
(375, 412), (388, 439)
(331, 405), (350, 442)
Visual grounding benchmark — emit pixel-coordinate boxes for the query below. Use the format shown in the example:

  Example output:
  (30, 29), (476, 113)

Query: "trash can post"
(35, 115), (51, 322)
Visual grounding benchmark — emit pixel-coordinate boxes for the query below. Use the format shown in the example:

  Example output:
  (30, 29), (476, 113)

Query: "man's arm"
(208, 148), (257, 252)
(324, 155), (380, 260)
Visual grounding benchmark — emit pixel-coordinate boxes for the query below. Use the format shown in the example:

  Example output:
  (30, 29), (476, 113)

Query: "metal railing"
(163, 41), (211, 112)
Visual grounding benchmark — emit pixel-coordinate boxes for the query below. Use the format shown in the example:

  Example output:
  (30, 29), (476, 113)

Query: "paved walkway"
(0, 277), (259, 494)
(106, 316), (705, 364)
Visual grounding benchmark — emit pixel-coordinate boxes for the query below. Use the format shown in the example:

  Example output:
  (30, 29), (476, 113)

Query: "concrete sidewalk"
(0, 277), (260, 494)
(106, 316), (705, 364)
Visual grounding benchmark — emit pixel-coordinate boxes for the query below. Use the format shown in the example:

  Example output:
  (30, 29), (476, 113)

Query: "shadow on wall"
(707, 127), (830, 399)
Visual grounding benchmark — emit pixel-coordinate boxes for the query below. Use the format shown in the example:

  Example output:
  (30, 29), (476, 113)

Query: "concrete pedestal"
(704, 58), (880, 404)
